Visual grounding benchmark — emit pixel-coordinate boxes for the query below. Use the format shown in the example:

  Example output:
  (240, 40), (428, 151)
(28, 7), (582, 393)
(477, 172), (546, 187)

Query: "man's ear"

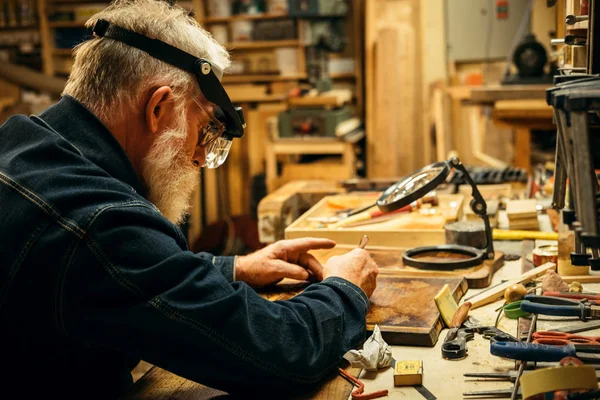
(145, 86), (175, 134)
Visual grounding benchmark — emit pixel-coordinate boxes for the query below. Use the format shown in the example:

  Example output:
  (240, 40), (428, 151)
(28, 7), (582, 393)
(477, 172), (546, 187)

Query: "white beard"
(142, 113), (198, 225)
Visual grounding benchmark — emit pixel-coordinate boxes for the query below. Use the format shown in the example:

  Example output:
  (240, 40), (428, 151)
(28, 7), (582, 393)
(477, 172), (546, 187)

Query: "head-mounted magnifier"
(91, 18), (246, 168)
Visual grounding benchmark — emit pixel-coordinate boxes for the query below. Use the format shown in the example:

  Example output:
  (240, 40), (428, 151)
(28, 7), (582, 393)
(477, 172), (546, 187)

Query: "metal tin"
(532, 245), (559, 267)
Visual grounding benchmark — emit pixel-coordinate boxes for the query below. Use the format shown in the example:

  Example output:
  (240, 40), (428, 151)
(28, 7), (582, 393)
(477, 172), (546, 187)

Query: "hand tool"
(440, 302), (472, 360)
(566, 14), (589, 25)
(549, 320), (600, 334)
(492, 229), (558, 241)
(463, 387), (521, 398)
(490, 341), (600, 362)
(338, 368), (388, 400)
(465, 370), (600, 382)
(544, 292), (600, 303)
(532, 331), (600, 345)
(505, 284), (528, 303)
(504, 301), (531, 319)
(329, 204), (412, 228)
(510, 313), (537, 400)
(520, 294), (600, 321)
(441, 324), (518, 360)
(358, 235), (369, 249)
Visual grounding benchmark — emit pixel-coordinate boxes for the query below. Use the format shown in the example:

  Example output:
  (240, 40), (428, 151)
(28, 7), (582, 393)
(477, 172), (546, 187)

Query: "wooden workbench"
(124, 254), (600, 400)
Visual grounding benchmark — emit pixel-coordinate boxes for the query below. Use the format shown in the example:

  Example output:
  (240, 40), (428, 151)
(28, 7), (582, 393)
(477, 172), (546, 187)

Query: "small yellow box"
(393, 360), (423, 386)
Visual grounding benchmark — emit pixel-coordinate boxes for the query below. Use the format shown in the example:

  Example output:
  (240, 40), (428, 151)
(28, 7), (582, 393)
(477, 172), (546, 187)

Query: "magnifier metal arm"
(449, 157), (495, 260)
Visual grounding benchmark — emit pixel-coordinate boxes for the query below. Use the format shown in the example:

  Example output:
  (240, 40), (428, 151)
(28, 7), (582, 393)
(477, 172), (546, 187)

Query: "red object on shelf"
(496, 0), (509, 19)
(581, 0), (589, 16)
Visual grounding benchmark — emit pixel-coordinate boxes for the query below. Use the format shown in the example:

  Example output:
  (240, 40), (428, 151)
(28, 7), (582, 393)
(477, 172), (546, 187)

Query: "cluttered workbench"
(127, 153), (600, 399)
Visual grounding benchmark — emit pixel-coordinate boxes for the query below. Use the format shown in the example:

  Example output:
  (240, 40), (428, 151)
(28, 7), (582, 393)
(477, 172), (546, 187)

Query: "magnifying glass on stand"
(376, 157), (495, 269)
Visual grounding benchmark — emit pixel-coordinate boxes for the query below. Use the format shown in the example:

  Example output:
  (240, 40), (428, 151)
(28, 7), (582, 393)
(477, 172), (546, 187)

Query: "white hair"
(62, 0), (230, 120)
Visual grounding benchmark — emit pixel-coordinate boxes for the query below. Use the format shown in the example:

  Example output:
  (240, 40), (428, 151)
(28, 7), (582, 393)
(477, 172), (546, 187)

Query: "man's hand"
(323, 249), (378, 298)
(235, 238), (336, 288)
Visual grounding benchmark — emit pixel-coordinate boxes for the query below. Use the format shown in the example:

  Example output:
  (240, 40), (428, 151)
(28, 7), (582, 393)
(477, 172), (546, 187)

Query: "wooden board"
(468, 262), (556, 310)
(123, 365), (359, 400)
(260, 271), (468, 347)
(285, 193), (464, 248)
(310, 245), (504, 289)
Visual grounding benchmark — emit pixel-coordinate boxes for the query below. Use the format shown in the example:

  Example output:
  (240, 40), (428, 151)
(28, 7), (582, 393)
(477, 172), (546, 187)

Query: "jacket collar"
(38, 95), (146, 197)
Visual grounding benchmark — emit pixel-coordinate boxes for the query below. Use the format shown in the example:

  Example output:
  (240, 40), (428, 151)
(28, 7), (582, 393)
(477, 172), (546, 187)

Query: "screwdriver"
(465, 370), (600, 382)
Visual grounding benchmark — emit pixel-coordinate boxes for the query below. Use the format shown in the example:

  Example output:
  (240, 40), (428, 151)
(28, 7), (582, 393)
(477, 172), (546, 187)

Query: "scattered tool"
(492, 229), (558, 241)
(434, 284), (459, 327)
(338, 368), (388, 400)
(490, 340), (600, 362)
(532, 331), (600, 345)
(440, 302), (472, 360)
(463, 387), (521, 398)
(329, 204), (412, 229)
(520, 294), (600, 321)
(442, 325), (518, 360)
(504, 301), (531, 319)
(543, 291), (600, 302)
(549, 320), (600, 334)
(510, 313), (537, 400)
(504, 284), (528, 303)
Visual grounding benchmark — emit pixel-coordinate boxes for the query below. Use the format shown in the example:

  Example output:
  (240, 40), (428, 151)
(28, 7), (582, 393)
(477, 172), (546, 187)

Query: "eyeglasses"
(192, 96), (226, 147)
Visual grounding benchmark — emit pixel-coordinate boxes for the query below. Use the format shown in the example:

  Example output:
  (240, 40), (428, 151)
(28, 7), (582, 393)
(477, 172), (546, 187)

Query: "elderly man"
(0, 0), (378, 398)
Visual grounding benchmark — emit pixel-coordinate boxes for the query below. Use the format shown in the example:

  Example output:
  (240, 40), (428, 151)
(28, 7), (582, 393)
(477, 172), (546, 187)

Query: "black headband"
(92, 19), (245, 139)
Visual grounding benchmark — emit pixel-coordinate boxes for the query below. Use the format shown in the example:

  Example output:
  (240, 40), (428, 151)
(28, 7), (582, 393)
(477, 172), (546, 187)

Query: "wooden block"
(469, 262), (556, 310)
(506, 199), (538, 220)
(259, 272), (468, 346)
(256, 180), (344, 243)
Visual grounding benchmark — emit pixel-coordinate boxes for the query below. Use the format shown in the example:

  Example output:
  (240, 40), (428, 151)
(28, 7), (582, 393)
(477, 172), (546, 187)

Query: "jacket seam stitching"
(82, 200), (154, 232)
(0, 171), (84, 238)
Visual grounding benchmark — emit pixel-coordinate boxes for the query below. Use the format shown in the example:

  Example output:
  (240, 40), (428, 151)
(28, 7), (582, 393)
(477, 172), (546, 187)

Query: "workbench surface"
(126, 257), (596, 399)
(359, 258), (599, 399)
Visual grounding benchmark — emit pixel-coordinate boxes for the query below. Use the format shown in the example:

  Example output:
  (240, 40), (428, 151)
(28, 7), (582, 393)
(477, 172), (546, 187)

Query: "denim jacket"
(0, 96), (368, 399)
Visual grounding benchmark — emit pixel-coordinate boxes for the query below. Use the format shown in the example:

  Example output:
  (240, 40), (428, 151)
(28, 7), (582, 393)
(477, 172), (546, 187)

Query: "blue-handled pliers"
(520, 294), (600, 321)
(490, 340), (600, 362)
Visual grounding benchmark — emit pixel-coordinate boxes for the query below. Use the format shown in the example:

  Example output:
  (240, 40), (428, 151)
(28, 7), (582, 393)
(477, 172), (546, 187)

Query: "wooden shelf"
(225, 40), (300, 50)
(228, 93), (287, 103)
(52, 48), (73, 56)
(330, 72), (356, 79)
(48, 21), (86, 28)
(204, 13), (291, 24)
(222, 73), (306, 83)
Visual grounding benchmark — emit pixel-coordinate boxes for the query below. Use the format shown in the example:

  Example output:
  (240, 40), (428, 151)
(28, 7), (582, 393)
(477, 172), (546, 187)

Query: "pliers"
(520, 294), (600, 321)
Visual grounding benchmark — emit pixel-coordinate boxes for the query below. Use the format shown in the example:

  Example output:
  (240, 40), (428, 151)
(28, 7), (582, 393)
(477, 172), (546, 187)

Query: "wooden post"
(514, 127), (532, 173)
